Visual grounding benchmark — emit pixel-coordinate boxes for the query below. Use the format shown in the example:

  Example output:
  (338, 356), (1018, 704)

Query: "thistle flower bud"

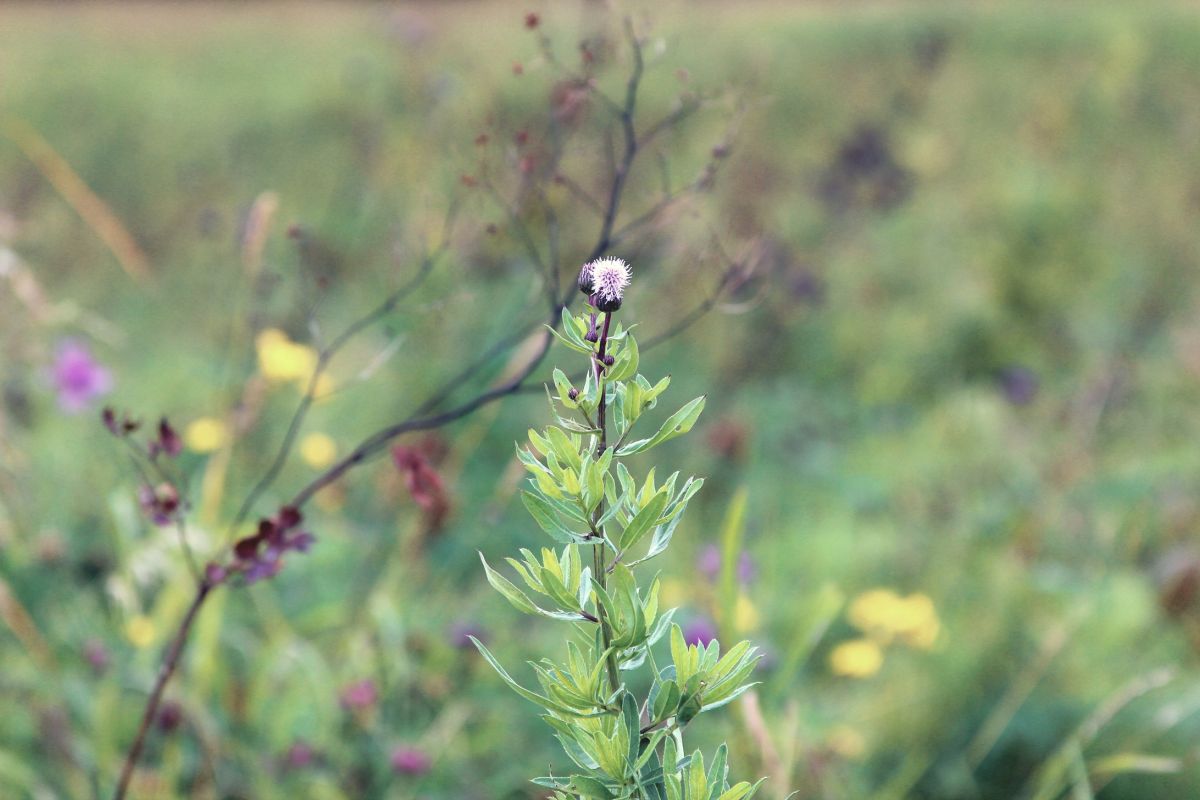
(577, 262), (595, 296)
(603, 354), (615, 367)
(568, 387), (580, 401)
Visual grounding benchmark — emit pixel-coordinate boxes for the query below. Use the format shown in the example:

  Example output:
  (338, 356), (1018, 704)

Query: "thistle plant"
(475, 258), (765, 800)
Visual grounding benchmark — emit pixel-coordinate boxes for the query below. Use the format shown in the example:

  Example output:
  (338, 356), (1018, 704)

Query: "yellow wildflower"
(256, 328), (318, 383)
(300, 432), (337, 469)
(659, 577), (688, 608)
(829, 638), (883, 678)
(848, 588), (904, 642)
(828, 725), (867, 760)
(184, 417), (228, 453)
(734, 592), (760, 633)
(848, 588), (941, 649)
(125, 615), (156, 649)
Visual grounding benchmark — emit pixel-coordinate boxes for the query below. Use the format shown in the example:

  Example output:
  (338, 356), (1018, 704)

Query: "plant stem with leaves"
(476, 258), (765, 800)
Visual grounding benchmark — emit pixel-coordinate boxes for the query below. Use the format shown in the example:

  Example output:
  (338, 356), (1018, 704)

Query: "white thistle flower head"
(587, 257), (632, 305)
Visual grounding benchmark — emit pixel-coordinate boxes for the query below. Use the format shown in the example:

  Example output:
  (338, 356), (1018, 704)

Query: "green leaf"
(548, 324), (593, 354)
(621, 691), (641, 771)
(571, 775), (616, 799)
(608, 333), (640, 382)
(652, 679), (681, 723)
(619, 487), (670, 552)
(470, 637), (598, 717)
(553, 368), (579, 408)
(617, 396), (706, 456)
(522, 491), (587, 543)
(481, 553), (539, 615)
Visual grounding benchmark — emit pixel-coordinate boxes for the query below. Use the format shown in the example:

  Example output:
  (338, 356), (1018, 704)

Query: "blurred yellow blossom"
(848, 587), (941, 649)
(300, 432), (337, 469)
(125, 615), (156, 649)
(184, 417), (228, 453)
(312, 372), (336, 400)
(829, 638), (883, 678)
(734, 592), (760, 633)
(660, 577), (688, 608)
(256, 328), (318, 383)
(828, 725), (867, 760)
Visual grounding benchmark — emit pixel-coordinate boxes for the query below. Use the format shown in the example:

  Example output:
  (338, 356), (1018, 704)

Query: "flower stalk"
(477, 258), (765, 800)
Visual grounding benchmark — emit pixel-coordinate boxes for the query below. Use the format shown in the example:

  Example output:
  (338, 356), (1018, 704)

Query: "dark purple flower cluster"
(148, 418), (182, 459)
(231, 506), (315, 584)
(138, 483), (181, 526)
(102, 407), (141, 436)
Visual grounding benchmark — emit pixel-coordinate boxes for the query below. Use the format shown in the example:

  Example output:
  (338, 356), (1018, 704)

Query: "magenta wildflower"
(283, 740), (317, 770)
(339, 679), (378, 711)
(390, 745), (431, 776)
(53, 340), (112, 413)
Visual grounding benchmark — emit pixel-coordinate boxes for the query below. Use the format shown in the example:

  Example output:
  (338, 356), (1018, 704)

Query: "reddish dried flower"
(550, 80), (591, 126)
(392, 445), (451, 530)
(474, 133), (489, 147)
(460, 174), (478, 188)
(512, 61), (524, 76)
(524, 12), (539, 29)
(706, 417), (748, 461)
(514, 129), (529, 147)
(157, 700), (184, 734)
(150, 417), (182, 458)
(101, 407), (140, 437)
(486, 223), (499, 236)
(519, 154), (536, 175)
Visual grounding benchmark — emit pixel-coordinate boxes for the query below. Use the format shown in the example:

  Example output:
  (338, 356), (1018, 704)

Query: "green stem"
(590, 311), (622, 696)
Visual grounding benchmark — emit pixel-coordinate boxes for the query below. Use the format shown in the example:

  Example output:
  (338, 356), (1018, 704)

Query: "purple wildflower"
(83, 639), (110, 676)
(283, 740), (317, 770)
(390, 745), (432, 776)
(697, 545), (721, 580)
(339, 679), (378, 711)
(998, 365), (1039, 406)
(53, 340), (112, 413)
(737, 552), (757, 585)
(588, 260), (633, 307)
(448, 621), (487, 649)
(682, 617), (718, 648)
(695, 546), (756, 586)
(138, 483), (180, 526)
(231, 506), (315, 584)
(156, 700), (184, 734)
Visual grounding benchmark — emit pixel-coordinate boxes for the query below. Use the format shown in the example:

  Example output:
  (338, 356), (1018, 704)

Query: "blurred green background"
(3, 1), (1200, 798)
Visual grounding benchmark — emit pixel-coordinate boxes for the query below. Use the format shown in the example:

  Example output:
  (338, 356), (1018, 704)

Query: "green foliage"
(480, 305), (762, 798)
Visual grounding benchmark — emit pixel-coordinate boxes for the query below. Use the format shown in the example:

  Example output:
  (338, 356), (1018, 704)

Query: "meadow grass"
(2, 2), (1200, 797)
